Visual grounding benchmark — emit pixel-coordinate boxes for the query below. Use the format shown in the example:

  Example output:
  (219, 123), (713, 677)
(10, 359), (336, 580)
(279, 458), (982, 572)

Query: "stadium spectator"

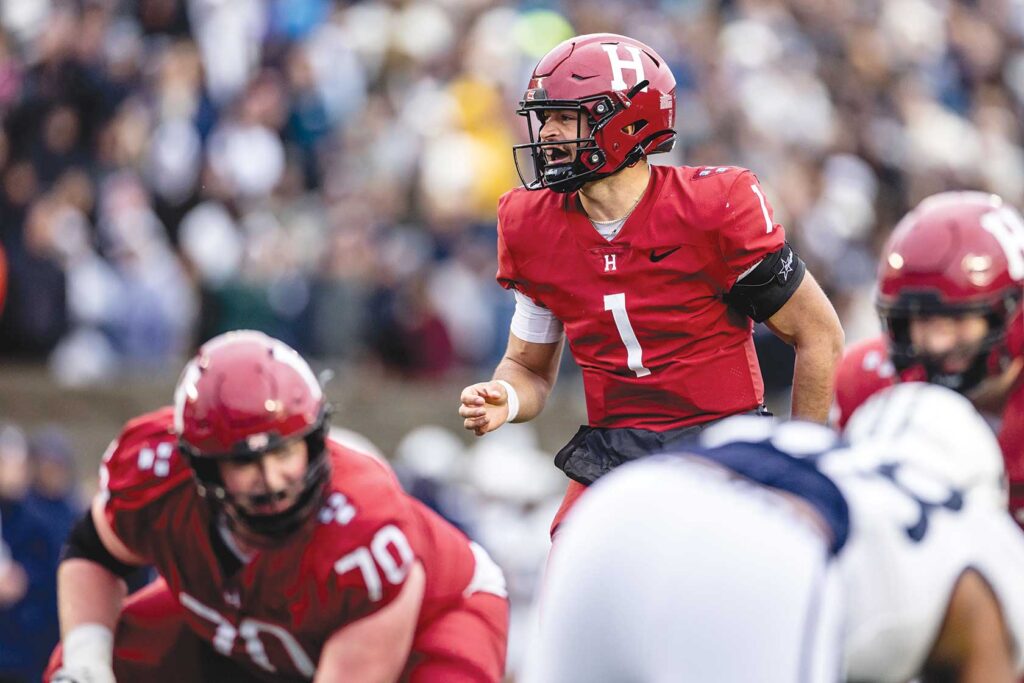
(0, 1), (1016, 385)
(0, 426), (60, 683)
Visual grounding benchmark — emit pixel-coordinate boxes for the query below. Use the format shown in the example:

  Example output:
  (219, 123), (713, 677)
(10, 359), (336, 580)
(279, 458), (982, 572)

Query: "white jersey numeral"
(179, 592), (315, 677)
(333, 547), (381, 601)
(981, 207), (1024, 280)
(604, 293), (651, 377)
(334, 524), (415, 602)
(750, 184), (774, 233)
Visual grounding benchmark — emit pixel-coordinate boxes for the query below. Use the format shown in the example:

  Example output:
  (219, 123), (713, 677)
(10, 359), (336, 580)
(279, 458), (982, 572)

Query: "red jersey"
(100, 408), (479, 681)
(496, 165), (786, 430)
(833, 332), (1024, 526)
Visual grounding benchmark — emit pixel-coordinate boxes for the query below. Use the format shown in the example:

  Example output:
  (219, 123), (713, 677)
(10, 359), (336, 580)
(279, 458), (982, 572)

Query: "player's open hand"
(459, 382), (510, 436)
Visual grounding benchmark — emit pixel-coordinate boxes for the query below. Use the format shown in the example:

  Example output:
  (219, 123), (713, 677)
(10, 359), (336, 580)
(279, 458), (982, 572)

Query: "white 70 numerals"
(334, 524), (415, 601)
(178, 525), (415, 677)
(180, 592), (315, 677)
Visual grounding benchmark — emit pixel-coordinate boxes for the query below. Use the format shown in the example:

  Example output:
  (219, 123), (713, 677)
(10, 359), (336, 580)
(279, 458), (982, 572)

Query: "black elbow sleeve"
(725, 242), (806, 322)
(61, 511), (141, 579)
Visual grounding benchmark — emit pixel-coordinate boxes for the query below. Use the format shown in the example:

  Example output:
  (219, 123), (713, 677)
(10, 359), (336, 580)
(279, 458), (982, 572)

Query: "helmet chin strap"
(543, 143), (648, 194)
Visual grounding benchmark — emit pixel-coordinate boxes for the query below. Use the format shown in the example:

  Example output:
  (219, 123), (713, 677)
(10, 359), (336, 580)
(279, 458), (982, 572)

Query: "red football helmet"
(513, 33), (677, 193)
(876, 191), (1024, 392)
(174, 330), (331, 542)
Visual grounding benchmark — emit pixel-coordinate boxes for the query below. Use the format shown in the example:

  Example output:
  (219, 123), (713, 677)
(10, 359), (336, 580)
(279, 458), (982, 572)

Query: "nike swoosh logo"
(649, 247), (681, 262)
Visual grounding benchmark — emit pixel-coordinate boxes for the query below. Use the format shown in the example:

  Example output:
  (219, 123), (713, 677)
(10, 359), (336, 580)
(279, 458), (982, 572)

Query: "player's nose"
(539, 122), (562, 141)
(920, 330), (958, 355)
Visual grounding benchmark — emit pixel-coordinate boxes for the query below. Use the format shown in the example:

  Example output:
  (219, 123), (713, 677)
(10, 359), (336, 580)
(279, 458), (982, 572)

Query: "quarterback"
(459, 33), (844, 534)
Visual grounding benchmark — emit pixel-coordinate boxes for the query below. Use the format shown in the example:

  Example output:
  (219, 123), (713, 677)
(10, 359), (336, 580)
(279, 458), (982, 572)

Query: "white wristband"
(495, 380), (520, 423)
(63, 623), (114, 669)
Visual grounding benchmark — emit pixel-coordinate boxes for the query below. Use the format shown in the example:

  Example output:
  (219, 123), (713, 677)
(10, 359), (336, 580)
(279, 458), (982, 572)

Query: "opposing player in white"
(524, 383), (1024, 682)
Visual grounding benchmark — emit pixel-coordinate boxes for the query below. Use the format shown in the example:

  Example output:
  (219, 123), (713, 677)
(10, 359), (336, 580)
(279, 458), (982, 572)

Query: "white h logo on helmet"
(602, 44), (647, 92)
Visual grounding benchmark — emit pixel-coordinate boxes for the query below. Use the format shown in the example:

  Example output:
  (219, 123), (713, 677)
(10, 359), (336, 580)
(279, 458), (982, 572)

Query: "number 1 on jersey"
(604, 293), (651, 377)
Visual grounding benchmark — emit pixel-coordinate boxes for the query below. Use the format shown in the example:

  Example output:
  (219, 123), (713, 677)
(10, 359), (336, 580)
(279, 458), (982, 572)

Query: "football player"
(832, 191), (1024, 523)
(458, 33), (844, 536)
(47, 331), (508, 682)
(526, 383), (1024, 682)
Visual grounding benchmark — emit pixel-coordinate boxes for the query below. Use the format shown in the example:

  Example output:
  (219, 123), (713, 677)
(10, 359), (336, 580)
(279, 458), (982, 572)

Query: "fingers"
(459, 382), (508, 435)
(460, 382), (503, 405)
(462, 408), (491, 434)
(459, 383), (507, 412)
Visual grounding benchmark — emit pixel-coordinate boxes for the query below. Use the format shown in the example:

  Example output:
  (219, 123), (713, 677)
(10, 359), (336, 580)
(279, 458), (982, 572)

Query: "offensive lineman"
(47, 331), (508, 682)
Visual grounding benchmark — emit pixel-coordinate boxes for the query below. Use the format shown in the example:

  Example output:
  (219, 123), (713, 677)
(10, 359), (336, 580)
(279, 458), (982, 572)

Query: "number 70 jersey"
(496, 165), (787, 430)
(99, 408), (482, 680)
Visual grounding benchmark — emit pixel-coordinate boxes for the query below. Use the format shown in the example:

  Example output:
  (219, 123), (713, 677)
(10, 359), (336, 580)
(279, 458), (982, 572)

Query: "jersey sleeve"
(510, 290), (564, 343)
(495, 185), (552, 305)
(715, 171), (786, 290)
(496, 193), (526, 291)
(98, 408), (192, 561)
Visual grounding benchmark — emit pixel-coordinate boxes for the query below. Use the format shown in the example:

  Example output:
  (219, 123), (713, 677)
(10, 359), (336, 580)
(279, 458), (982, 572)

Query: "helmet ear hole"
(623, 120), (648, 135)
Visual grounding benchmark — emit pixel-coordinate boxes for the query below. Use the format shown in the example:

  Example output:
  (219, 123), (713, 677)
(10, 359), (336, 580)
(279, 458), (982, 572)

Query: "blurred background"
(1, 0), (1022, 680)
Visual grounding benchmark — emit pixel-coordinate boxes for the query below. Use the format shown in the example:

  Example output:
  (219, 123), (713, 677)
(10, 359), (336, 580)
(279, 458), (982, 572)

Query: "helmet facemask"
(514, 94), (617, 194)
(180, 407), (332, 547)
(879, 291), (1021, 394)
(513, 83), (672, 194)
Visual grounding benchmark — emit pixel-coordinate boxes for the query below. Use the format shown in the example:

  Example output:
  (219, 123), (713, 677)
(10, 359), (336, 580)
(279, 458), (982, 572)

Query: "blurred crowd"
(3, 0), (1024, 679)
(2, 0), (1023, 384)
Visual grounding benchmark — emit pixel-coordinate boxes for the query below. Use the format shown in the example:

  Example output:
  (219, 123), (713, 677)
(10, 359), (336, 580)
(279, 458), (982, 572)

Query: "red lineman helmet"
(174, 330), (331, 541)
(876, 191), (1024, 392)
(513, 33), (677, 193)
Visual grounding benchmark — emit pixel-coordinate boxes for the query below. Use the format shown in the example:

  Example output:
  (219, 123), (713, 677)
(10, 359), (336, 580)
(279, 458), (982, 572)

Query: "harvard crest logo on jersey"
(319, 492), (357, 526)
(694, 166), (734, 179)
